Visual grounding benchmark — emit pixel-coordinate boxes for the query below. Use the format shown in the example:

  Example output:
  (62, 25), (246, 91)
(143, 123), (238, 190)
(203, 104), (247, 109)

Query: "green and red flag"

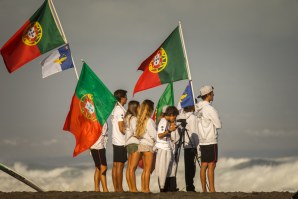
(63, 62), (117, 157)
(0, 0), (65, 73)
(152, 82), (174, 122)
(133, 26), (188, 95)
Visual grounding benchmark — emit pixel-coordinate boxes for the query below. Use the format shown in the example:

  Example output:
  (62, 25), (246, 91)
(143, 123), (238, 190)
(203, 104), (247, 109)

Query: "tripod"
(174, 120), (210, 191)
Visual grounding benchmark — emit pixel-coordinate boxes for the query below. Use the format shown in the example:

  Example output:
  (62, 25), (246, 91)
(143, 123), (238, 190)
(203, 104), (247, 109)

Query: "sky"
(0, 0), (298, 167)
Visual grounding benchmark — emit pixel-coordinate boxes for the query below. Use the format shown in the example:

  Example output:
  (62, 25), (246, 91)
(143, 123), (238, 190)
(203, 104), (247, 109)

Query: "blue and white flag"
(41, 44), (74, 78)
(177, 82), (195, 110)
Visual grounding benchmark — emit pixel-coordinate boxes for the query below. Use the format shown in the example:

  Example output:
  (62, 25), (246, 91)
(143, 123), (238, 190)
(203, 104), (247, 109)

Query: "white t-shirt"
(111, 105), (126, 146)
(155, 118), (172, 150)
(125, 116), (139, 145)
(90, 122), (108, 149)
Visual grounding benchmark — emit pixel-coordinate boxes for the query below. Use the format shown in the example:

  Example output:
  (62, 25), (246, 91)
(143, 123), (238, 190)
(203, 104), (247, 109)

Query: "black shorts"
(91, 148), (107, 168)
(113, 145), (127, 163)
(200, 144), (218, 163)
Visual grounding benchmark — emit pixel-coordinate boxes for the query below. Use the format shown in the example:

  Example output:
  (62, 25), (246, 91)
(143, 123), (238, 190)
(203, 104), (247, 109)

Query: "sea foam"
(0, 157), (297, 192)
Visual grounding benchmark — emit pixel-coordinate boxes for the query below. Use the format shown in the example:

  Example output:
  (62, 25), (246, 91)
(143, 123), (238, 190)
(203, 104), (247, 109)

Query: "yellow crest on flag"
(79, 94), (97, 121)
(179, 94), (187, 102)
(54, 55), (67, 64)
(149, 48), (168, 73)
(22, 22), (43, 46)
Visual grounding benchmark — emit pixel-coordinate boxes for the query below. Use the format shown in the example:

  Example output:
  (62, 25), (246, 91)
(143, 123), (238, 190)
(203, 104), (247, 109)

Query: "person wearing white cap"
(196, 85), (221, 192)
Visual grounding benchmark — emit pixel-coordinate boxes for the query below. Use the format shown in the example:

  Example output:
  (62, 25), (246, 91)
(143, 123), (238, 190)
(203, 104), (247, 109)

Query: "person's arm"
(207, 106), (222, 129)
(157, 119), (169, 139)
(159, 121), (177, 138)
(147, 119), (157, 141)
(118, 121), (125, 134)
(189, 115), (198, 134)
(188, 115), (199, 147)
(158, 129), (171, 139)
(115, 106), (126, 134)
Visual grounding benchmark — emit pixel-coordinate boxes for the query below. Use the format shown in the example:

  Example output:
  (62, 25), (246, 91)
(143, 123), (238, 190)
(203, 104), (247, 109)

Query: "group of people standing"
(89, 85), (222, 193)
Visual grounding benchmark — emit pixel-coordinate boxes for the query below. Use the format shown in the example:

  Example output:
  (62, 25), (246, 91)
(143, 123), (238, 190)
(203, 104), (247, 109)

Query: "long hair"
(135, 99), (154, 138)
(124, 100), (139, 128)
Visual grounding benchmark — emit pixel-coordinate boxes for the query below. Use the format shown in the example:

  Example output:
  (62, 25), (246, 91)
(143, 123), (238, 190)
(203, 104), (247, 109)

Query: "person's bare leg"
(100, 164), (109, 192)
(207, 162), (216, 192)
(112, 162), (118, 192)
(141, 155), (145, 192)
(200, 163), (208, 192)
(94, 167), (101, 192)
(116, 162), (125, 192)
(126, 154), (132, 191)
(129, 151), (141, 192)
(142, 151), (154, 193)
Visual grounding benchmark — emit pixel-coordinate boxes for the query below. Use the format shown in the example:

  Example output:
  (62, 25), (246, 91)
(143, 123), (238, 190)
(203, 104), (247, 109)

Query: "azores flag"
(41, 44), (74, 78)
(177, 82), (195, 110)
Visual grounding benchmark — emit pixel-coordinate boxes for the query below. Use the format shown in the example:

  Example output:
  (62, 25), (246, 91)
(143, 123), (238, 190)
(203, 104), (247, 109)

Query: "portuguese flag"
(153, 82), (174, 122)
(0, 0), (65, 73)
(63, 62), (117, 157)
(133, 26), (188, 95)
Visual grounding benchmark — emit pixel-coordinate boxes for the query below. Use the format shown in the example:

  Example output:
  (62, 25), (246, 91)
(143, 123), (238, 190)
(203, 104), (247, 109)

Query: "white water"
(1, 157), (297, 192)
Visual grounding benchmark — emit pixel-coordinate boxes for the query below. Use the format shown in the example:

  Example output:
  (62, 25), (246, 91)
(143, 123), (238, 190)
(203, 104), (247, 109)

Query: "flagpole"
(178, 21), (196, 105)
(49, 0), (79, 80)
(48, 0), (67, 43)
(71, 56), (79, 80)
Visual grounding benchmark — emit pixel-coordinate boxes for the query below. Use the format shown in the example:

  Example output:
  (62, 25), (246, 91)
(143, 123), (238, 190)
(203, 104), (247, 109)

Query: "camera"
(176, 119), (187, 128)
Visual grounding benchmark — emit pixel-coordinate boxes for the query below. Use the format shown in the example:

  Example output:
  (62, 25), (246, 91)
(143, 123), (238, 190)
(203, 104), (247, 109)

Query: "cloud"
(1, 138), (29, 146)
(42, 139), (58, 146)
(2, 139), (17, 146)
(244, 128), (297, 137)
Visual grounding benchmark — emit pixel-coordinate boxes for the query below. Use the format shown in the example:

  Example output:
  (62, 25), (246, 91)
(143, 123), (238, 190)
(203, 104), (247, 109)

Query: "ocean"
(1, 156), (297, 192)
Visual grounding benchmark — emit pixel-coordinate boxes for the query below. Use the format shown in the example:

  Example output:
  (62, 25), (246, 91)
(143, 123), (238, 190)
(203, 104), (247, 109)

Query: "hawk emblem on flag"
(54, 54), (67, 65)
(179, 94), (187, 102)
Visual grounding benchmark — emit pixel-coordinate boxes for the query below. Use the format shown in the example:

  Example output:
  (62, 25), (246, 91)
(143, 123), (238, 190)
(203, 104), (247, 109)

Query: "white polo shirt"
(111, 105), (126, 146)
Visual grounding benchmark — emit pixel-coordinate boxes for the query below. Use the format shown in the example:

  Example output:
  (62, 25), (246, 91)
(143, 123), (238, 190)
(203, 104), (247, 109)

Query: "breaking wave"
(1, 156), (298, 192)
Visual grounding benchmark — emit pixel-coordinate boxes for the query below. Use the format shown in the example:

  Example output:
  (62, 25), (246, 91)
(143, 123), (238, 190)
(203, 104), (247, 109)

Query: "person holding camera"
(196, 85), (221, 192)
(177, 105), (199, 192)
(155, 106), (180, 192)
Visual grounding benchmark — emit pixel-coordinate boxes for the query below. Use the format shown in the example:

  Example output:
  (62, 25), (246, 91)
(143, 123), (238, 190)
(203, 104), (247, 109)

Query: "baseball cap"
(197, 85), (214, 98)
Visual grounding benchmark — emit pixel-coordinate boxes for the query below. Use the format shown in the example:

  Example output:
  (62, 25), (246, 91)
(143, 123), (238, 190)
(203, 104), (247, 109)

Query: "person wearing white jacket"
(196, 85), (221, 193)
(177, 105), (199, 192)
